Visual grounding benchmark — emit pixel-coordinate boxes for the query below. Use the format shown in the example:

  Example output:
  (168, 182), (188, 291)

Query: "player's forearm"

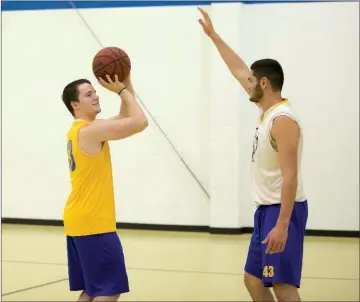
(210, 33), (248, 76)
(125, 80), (135, 96)
(119, 89), (146, 121)
(119, 82), (135, 118)
(109, 97), (128, 120)
(113, 83), (136, 119)
(277, 175), (298, 228)
(118, 100), (128, 118)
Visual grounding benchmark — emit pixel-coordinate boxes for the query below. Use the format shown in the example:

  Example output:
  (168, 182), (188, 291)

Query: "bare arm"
(209, 33), (251, 95)
(271, 115), (300, 229)
(82, 75), (148, 142)
(119, 76), (136, 119)
(112, 75), (136, 119)
(198, 7), (251, 95)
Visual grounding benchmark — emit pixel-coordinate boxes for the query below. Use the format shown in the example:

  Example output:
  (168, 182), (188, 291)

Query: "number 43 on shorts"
(263, 265), (275, 277)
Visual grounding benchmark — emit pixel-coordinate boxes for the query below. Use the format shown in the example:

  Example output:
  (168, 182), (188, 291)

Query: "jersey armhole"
(77, 125), (92, 156)
(77, 124), (107, 156)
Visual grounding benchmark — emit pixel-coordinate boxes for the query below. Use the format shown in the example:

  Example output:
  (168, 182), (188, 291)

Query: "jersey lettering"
(263, 265), (275, 278)
(252, 126), (259, 162)
(67, 140), (76, 172)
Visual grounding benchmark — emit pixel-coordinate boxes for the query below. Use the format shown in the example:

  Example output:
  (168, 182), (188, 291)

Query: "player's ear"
(71, 100), (80, 111)
(260, 77), (268, 89)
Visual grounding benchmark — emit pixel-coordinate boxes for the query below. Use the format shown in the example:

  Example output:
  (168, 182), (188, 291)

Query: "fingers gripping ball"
(92, 47), (131, 82)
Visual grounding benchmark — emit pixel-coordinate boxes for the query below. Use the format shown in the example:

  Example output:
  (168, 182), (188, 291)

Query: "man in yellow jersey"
(198, 7), (308, 302)
(61, 73), (148, 301)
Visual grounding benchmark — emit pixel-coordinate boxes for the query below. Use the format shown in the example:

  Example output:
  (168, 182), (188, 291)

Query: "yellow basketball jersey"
(63, 120), (117, 236)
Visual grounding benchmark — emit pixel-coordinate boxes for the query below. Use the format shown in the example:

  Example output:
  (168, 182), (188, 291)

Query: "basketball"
(92, 47), (131, 83)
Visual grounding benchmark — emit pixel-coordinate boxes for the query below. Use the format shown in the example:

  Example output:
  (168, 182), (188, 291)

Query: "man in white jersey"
(198, 7), (308, 302)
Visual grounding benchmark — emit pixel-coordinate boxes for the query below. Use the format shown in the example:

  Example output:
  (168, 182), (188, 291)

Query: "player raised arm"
(198, 7), (251, 96)
(108, 73), (137, 119)
(81, 74), (148, 142)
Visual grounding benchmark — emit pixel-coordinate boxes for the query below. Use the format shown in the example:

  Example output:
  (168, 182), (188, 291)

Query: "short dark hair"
(250, 59), (284, 92)
(62, 79), (91, 116)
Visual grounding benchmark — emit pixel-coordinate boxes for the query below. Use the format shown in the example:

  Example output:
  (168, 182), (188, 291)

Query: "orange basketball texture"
(92, 47), (131, 82)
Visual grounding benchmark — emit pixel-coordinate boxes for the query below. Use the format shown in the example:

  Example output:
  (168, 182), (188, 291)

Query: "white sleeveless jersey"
(251, 100), (306, 206)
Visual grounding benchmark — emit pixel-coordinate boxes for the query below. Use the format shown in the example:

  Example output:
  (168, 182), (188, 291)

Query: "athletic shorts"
(244, 200), (308, 288)
(66, 231), (129, 297)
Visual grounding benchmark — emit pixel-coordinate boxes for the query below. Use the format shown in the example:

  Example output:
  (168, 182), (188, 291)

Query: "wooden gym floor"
(1, 223), (359, 301)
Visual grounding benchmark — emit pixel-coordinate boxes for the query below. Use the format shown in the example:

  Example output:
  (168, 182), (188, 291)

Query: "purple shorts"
(245, 201), (308, 288)
(66, 231), (129, 297)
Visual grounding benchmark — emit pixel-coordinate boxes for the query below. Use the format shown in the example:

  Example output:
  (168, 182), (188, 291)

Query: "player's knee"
(272, 283), (300, 301)
(244, 272), (263, 291)
(78, 290), (93, 301)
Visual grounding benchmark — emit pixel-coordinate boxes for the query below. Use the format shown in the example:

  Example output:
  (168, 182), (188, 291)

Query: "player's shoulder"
(271, 112), (301, 141)
(77, 118), (108, 134)
(273, 100), (300, 120)
(67, 119), (91, 138)
(270, 101), (302, 134)
(68, 119), (90, 129)
(77, 118), (110, 143)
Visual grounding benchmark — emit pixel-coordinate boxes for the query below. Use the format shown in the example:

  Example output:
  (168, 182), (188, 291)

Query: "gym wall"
(2, 1), (359, 234)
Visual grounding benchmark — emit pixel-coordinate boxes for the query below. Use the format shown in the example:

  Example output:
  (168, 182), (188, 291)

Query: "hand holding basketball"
(198, 7), (216, 38)
(98, 74), (125, 94)
(92, 46), (131, 82)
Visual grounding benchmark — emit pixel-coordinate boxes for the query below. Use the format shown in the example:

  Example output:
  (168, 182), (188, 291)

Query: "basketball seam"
(109, 48), (125, 79)
(93, 56), (129, 73)
(123, 57), (131, 68)
(116, 48), (131, 68)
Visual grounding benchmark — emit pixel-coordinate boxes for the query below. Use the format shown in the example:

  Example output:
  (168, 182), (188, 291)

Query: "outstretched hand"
(98, 74), (126, 94)
(197, 7), (216, 38)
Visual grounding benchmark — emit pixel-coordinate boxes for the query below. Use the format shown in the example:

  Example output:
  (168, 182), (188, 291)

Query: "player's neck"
(259, 93), (284, 112)
(74, 114), (96, 122)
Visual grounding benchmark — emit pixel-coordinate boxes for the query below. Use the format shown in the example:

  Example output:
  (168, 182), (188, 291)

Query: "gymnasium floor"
(1, 223), (359, 301)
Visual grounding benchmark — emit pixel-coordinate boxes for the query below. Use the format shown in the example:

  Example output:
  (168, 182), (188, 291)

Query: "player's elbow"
(282, 171), (298, 186)
(136, 115), (148, 132)
(142, 116), (149, 130)
(128, 114), (148, 136)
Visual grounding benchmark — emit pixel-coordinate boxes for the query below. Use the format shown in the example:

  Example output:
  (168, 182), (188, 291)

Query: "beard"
(249, 83), (264, 103)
